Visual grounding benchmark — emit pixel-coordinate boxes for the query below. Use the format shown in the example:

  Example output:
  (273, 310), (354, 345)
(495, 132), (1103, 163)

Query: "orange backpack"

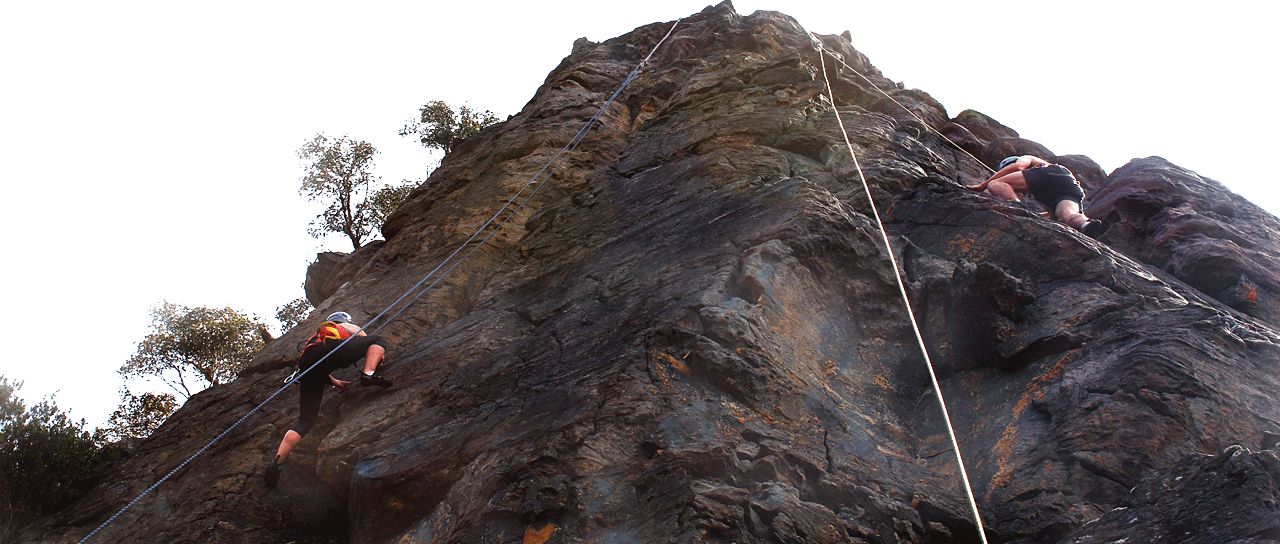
(302, 320), (352, 353)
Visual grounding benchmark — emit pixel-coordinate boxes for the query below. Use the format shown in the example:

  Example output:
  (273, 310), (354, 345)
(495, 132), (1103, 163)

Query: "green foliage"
(399, 100), (500, 155)
(100, 389), (178, 442)
(297, 133), (415, 250)
(120, 302), (265, 399)
(367, 182), (417, 227)
(0, 377), (124, 532)
(275, 297), (313, 333)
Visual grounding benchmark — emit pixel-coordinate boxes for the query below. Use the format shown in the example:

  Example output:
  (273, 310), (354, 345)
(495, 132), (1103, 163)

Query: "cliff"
(22, 3), (1280, 543)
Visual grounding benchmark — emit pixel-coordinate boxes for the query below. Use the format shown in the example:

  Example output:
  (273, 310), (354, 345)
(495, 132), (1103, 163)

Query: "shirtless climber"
(967, 155), (1105, 238)
(264, 311), (392, 488)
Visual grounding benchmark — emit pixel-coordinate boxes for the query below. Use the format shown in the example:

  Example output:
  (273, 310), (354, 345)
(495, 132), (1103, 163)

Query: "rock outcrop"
(22, 3), (1280, 543)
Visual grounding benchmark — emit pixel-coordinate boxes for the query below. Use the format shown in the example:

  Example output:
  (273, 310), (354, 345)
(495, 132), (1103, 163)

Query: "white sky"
(1, 1), (1275, 429)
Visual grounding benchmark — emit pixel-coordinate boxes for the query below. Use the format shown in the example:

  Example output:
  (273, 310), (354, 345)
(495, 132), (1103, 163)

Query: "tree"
(399, 100), (500, 155)
(275, 296), (313, 333)
(298, 133), (415, 250)
(120, 302), (265, 399)
(0, 377), (123, 531)
(100, 389), (178, 442)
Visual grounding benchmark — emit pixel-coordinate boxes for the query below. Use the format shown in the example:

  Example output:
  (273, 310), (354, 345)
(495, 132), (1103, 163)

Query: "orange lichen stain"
(990, 352), (1078, 498)
(653, 351), (693, 377)
(876, 444), (910, 459)
(1014, 352), (1076, 415)
(1244, 284), (1258, 306)
(523, 523), (557, 544)
(872, 373), (893, 391)
(987, 423), (1020, 496)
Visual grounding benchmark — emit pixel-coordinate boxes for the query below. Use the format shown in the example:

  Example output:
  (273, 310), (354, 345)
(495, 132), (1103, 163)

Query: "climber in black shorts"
(967, 155), (1105, 238)
(264, 311), (392, 488)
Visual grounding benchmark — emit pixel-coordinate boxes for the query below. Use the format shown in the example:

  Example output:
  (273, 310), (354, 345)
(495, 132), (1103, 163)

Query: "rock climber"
(264, 311), (392, 488)
(967, 155), (1105, 238)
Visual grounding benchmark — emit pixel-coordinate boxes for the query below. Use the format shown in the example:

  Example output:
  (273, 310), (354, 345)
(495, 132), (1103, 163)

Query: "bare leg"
(275, 429), (302, 462)
(985, 179), (1020, 201)
(362, 344), (385, 375)
(983, 171), (1029, 201)
(1055, 200), (1089, 229)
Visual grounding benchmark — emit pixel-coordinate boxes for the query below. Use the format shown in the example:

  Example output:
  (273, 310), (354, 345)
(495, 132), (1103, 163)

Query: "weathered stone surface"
(1088, 156), (1280, 327)
(21, 2), (1280, 544)
(304, 251), (347, 306)
(1061, 445), (1280, 544)
(304, 241), (387, 309)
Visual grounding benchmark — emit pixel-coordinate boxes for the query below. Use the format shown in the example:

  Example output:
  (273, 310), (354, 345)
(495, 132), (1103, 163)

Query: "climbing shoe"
(1080, 219), (1105, 239)
(360, 373), (393, 388)
(264, 456), (282, 489)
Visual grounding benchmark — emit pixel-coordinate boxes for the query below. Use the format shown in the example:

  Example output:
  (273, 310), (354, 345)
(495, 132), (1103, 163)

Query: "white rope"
(812, 40), (996, 177)
(811, 33), (991, 544)
(76, 18), (682, 544)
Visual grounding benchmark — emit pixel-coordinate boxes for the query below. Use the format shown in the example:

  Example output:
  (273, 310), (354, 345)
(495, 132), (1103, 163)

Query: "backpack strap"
(302, 321), (352, 353)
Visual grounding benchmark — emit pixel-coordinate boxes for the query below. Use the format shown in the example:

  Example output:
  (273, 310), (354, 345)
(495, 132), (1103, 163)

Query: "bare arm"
(985, 155), (1049, 182)
(1022, 156), (1050, 168)
(986, 164), (1020, 181)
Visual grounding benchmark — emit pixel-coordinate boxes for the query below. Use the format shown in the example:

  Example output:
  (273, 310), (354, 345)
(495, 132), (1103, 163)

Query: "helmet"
(327, 311), (353, 324)
(998, 156), (1020, 170)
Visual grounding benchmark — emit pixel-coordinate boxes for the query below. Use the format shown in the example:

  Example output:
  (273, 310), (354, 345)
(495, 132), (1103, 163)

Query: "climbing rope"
(76, 18), (682, 544)
(810, 38), (996, 177)
(368, 17), (682, 335)
(810, 33), (991, 544)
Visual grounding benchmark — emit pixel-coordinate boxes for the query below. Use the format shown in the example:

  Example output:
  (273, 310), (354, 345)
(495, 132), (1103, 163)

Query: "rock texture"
(22, 3), (1280, 543)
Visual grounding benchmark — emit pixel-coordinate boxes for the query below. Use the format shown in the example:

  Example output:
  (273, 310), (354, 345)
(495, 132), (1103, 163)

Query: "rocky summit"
(22, 3), (1280, 543)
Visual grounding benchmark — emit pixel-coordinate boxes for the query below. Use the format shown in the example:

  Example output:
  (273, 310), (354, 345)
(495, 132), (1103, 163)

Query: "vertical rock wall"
(24, 2), (1280, 543)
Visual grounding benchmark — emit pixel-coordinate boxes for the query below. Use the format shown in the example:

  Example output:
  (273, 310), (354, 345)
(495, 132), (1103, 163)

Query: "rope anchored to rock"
(810, 32), (992, 544)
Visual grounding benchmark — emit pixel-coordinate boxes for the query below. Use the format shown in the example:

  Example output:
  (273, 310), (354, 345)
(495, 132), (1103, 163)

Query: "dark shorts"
(1023, 164), (1085, 213)
(291, 334), (387, 437)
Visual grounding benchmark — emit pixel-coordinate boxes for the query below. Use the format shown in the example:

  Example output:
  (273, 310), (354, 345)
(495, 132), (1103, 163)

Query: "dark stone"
(1087, 157), (1280, 326)
(1062, 446), (1280, 544)
(953, 109), (1019, 143)
(304, 251), (348, 306)
(303, 241), (387, 308)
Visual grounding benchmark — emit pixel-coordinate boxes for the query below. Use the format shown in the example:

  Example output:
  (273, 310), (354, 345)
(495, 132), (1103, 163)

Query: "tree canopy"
(1, 377), (123, 531)
(100, 389), (178, 442)
(399, 100), (500, 155)
(120, 302), (264, 399)
(298, 133), (414, 250)
(275, 296), (313, 334)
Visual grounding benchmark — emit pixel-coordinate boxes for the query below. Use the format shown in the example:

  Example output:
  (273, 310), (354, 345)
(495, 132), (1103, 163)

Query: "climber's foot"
(264, 456), (282, 489)
(1080, 219), (1105, 239)
(360, 373), (393, 388)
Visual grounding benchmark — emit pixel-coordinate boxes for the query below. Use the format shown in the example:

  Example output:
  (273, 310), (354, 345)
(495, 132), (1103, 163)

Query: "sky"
(1, 1), (1275, 430)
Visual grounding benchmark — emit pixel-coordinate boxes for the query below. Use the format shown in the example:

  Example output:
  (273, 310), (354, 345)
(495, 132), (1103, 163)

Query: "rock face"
(23, 3), (1280, 543)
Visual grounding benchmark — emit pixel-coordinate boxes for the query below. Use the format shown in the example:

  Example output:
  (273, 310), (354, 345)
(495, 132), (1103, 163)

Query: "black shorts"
(291, 334), (387, 437)
(1023, 164), (1085, 213)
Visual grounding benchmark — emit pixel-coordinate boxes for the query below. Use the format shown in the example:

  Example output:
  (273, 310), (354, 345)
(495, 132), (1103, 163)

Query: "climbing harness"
(282, 320), (357, 383)
(810, 33), (991, 544)
(76, 18), (683, 544)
